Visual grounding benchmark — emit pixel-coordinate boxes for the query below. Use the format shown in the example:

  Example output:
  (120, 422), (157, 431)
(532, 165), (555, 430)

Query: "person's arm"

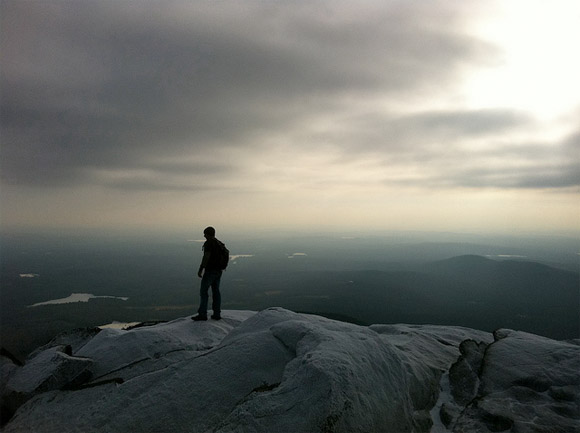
(198, 248), (211, 278)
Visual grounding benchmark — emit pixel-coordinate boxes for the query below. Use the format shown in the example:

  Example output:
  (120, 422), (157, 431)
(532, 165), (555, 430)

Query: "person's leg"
(210, 271), (222, 317)
(197, 274), (211, 317)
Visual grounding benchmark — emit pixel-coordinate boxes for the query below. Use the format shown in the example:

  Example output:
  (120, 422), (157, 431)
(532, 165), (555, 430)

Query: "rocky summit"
(1, 308), (578, 432)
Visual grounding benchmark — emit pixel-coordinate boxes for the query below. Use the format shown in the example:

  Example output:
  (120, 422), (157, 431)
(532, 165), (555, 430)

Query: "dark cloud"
(1, 0), (498, 189)
(320, 108), (531, 158)
(469, 129), (580, 189)
(435, 162), (580, 190)
(98, 159), (241, 192)
(383, 128), (580, 190)
(2, 0), (577, 197)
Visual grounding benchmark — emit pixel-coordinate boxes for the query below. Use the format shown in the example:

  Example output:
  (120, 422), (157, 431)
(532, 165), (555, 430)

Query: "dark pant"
(198, 270), (222, 316)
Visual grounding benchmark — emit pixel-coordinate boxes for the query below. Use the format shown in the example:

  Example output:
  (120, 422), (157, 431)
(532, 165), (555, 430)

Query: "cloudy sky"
(1, 0), (579, 234)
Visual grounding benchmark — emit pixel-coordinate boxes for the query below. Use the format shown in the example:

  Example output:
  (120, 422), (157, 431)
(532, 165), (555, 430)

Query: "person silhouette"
(192, 226), (223, 321)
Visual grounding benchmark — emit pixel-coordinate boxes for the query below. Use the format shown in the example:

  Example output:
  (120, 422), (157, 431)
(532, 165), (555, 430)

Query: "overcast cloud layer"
(1, 1), (579, 232)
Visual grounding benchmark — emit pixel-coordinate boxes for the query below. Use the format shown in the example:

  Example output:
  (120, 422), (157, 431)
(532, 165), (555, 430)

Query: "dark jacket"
(201, 238), (223, 271)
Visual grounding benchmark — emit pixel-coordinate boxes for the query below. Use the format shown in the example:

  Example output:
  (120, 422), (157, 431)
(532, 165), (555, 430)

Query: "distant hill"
(423, 255), (579, 338)
(272, 255), (579, 339)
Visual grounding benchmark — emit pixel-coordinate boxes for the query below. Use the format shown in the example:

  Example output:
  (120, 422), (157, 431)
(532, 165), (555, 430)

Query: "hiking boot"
(192, 315), (207, 321)
(211, 314), (221, 321)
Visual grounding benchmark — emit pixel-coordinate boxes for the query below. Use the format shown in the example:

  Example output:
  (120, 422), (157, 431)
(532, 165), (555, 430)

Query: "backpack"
(216, 239), (230, 270)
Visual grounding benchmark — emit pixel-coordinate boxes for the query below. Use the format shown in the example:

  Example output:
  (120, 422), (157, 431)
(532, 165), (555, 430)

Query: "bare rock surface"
(2, 309), (578, 433)
(444, 329), (580, 433)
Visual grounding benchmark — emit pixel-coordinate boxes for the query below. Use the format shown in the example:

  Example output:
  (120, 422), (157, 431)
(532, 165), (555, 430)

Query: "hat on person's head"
(203, 226), (216, 236)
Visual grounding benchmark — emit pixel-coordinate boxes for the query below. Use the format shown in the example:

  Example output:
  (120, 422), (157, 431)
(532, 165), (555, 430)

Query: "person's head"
(203, 226), (216, 239)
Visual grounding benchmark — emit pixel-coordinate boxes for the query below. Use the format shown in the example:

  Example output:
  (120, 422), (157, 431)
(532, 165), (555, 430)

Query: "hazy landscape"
(2, 230), (578, 360)
(2, 2), (580, 430)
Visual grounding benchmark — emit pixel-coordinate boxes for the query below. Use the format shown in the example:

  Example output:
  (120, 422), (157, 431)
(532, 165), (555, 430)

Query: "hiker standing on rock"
(192, 226), (229, 321)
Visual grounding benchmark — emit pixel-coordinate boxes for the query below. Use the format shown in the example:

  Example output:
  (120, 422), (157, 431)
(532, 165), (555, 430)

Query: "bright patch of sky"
(463, 1), (580, 123)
